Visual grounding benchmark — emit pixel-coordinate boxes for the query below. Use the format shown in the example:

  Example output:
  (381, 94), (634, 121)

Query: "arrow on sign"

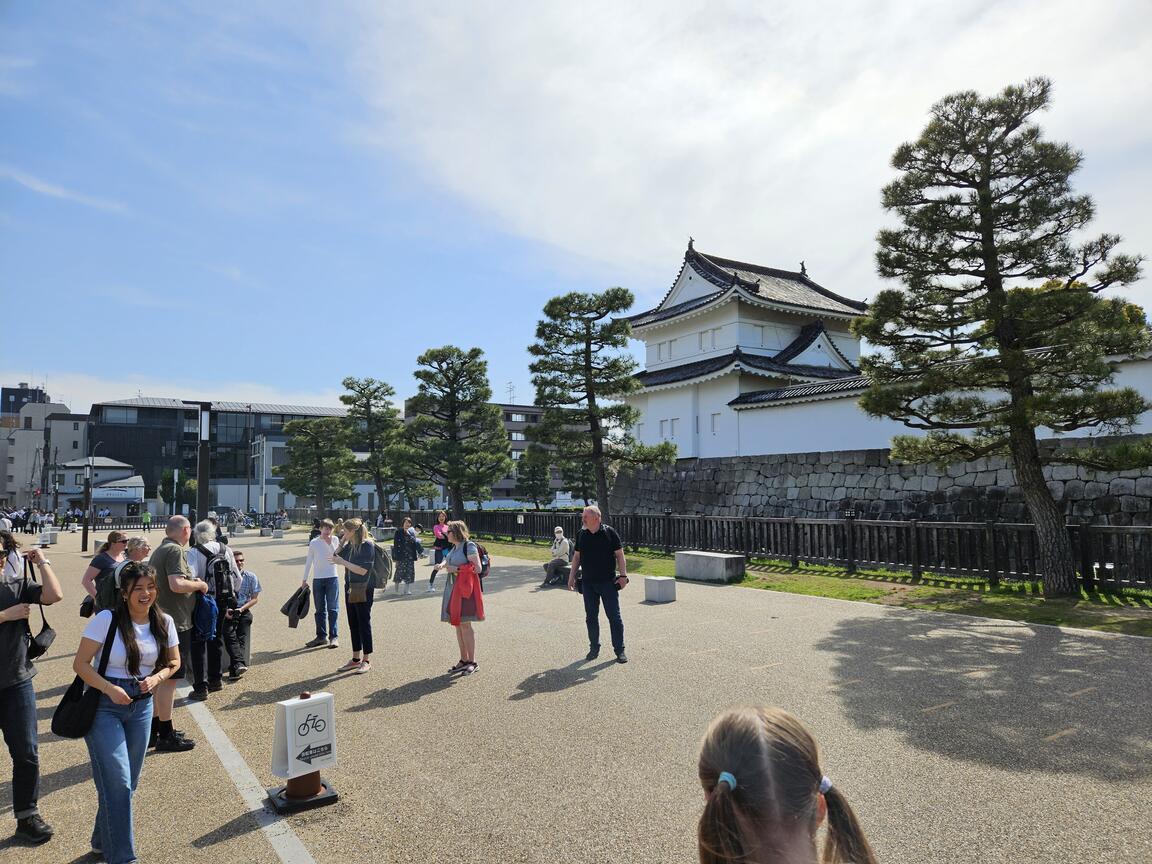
(296, 743), (332, 765)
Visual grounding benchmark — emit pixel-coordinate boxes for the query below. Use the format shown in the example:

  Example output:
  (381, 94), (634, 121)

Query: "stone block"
(231, 527), (245, 536)
(976, 471), (998, 486)
(260, 528), (273, 537)
(1084, 481), (1109, 498)
(1049, 464), (1078, 481)
(921, 476), (939, 492)
(1109, 478), (1136, 496)
(1047, 481), (1065, 500)
(644, 575), (677, 603)
(1137, 477), (1152, 498)
(996, 469), (1015, 486)
(1064, 479), (1085, 499)
(675, 551), (745, 583)
(955, 473), (975, 487)
(1097, 495), (1120, 515)
(272, 529), (285, 539)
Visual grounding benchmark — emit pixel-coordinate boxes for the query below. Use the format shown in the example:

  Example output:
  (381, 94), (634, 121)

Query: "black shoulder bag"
(52, 613), (118, 739)
(24, 557), (56, 660)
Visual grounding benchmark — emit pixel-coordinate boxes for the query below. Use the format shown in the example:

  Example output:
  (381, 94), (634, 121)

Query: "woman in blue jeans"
(73, 562), (180, 863)
(330, 518), (376, 675)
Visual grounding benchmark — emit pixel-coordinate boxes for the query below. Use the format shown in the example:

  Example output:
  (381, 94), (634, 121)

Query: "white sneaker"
(403, 583), (411, 595)
(328, 638), (339, 649)
(426, 585), (437, 593)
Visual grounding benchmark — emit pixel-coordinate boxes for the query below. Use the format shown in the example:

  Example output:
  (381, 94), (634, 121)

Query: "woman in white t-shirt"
(72, 562), (180, 864)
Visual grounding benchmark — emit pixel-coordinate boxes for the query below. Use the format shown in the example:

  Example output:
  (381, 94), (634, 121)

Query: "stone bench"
(260, 527), (273, 537)
(272, 529), (285, 539)
(675, 551), (745, 583)
(38, 531), (60, 546)
(231, 526), (245, 536)
(644, 575), (676, 603)
(372, 528), (388, 542)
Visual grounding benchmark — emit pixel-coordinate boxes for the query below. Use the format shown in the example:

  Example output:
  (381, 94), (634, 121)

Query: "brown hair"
(320, 518), (335, 530)
(340, 517), (372, 549)
(98, 530), (129, 554)
(445, 520), (470, 543)
(113, 563), (172, 676)
(436, 510), (448, 524)
(697, 707), (877, 864)
(0, 530), (20, 554)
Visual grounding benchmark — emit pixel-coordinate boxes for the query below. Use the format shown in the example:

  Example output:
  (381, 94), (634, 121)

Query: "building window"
(511, 450), (523, 460)
(73, 421), (80, 431)
(699, 329), (720, 351)
(103, 407), (138, 424)
(509, 431), (526, 441)
(75, 473), (84, 484)
(72, 441), (79, 449)
(670, 418), (679, 439)
(657, 342), (665, 362)
(711, 413), (721, 434)
(5, 475), (12, 483)
(23, 417), (32, 430)
(55, 474), (64, 484)
(5, 456), (11, 464)
(510, 413), (527, 422)
(659, 419), (668, 440)
(752, 325), (764, 347)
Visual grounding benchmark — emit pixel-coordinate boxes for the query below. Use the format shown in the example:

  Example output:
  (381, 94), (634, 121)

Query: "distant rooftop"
(92, 396), (346, 417)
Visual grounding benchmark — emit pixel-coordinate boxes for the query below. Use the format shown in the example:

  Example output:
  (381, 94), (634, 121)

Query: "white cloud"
(0, 164), (128, 214)
(344, 0), (1152, 308)
(0, 370), (345, 417)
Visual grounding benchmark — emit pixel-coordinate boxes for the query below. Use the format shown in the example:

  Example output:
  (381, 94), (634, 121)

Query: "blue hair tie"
(819, 775), (832, 794)
(717, 771), (738, 791)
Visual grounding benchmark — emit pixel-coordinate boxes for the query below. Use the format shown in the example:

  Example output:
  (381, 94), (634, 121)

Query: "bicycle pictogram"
(297, 712), (327, 736)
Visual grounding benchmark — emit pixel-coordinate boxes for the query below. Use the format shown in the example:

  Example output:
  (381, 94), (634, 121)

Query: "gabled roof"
(773, 321), (858, 370)
(628, 241), (867, 328)
(635, 349), (858, 389)
(97, 474), (144, 488)
(728, 376), (870, 408)
(61, 457), (134, 468)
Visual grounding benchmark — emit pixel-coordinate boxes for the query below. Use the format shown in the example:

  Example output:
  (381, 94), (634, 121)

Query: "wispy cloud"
(0, 368), (346, 416)
(0, 164), (128, 214)
(345, 0), (1152, 306)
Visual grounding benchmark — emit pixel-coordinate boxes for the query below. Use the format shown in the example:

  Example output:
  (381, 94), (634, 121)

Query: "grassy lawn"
(474, 534), (1152, 637)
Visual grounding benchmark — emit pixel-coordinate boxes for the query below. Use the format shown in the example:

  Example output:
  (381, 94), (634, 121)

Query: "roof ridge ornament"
(800, 260), (807, 276)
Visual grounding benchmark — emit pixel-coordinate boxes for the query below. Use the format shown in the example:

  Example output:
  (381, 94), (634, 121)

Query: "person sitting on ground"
(542, 526), (572, 586)
(697, 706), (878, 864)
(224, 550), (261, 679)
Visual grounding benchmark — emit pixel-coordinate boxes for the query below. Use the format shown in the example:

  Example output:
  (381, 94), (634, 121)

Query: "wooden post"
(743, 516), (752, 562)
(664, 511), (672, 555)
(985, 521), (999, 588)
(845, 513), (857, 574)
(789, 517), (799, 569)
(1076, 524), (1095, 590)
(909, 519), (921, 579)
(699, 513), (708, 550)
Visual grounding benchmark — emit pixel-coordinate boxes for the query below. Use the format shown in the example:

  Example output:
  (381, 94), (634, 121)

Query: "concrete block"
(231, 527), (245, 536)
(37, 531), (59, 546)
(675, 551), (745, 583)
(272, 529), (285, 539)
(260, 528), (273, 537)
(644, 575), (677, 603)
(372, 528), (388, 542)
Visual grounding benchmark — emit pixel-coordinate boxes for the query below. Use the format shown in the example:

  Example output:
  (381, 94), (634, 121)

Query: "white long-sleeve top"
(302, 535), (340, 581)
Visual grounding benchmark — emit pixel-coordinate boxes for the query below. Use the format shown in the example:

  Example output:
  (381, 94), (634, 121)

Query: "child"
(697, 706), (878, 864)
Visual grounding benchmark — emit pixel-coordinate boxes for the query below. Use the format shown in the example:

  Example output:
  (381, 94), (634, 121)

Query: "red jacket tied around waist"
(449, 562), (485, 626)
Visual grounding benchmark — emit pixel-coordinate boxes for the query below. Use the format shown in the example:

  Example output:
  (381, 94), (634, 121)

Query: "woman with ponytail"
(697, 706), (878, 864)
(73, 562), (180, 863)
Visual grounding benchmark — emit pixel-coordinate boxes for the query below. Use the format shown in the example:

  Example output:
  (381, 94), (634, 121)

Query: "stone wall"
(612, 438), (1152, 525)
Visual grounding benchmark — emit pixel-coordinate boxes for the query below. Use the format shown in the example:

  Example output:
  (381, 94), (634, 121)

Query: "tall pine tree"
(855, 78), (1149, 597)
(405, 346), (512, 519)
(528, 288), (675, 519)
(517, 443), (554, 510)
(340, 376), (403, 517)
(276, 417), (357, 515)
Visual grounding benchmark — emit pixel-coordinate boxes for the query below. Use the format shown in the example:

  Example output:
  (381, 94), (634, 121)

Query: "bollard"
(267, 690), (339, 813)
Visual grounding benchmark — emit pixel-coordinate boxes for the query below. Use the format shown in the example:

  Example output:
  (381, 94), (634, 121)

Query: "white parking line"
(181, 688), (317, 864)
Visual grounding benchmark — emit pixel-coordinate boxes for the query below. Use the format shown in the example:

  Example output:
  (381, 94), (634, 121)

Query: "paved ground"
(2, 529), (1150, 863)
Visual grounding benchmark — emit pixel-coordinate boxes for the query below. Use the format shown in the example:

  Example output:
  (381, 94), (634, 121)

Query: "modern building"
(625, 241), (1152, 458)
(1, 401), (72, 508)
(55, 457), (144, 517)
(1, 383), (51, 425)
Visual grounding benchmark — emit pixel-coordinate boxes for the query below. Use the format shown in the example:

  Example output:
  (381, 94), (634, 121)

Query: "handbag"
(347, 580), (368, 604)
(79, 595), (95, 618)
(23, 558), (56, 660)
(51, 613), (118, 739)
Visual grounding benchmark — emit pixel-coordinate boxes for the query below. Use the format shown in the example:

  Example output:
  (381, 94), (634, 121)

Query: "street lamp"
(196, 402), (211, 522)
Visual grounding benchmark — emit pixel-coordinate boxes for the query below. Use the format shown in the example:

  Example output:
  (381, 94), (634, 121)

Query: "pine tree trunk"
(449, 484), (464, 521)
(1009, 425), (1078, 596)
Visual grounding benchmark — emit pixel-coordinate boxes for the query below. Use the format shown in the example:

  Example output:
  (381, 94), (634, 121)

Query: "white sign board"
(272, 692), (337, 779)
(516, 514), (525, 524)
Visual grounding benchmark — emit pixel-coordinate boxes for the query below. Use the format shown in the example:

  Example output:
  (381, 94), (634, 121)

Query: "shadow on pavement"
(191, 810), (261, 848)
(218, 672), (347, 711)
(815, 611), (1152, 782)
(509, 658), (618, 701)
(0, 759), (93, 807)
(347, 674), (461, 711)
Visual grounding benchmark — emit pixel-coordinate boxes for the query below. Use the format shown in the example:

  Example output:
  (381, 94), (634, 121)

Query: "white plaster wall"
(662, 260), (721, 307)
(696, 377), (742, 458)
(736, 397), (904, 456)
(639, 388), (699, 457)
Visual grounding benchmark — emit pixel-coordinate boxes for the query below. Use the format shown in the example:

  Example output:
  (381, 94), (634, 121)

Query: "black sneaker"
(155, 733), (195, 752)
(207, 679), (223, 693)
(585, 649), (600, 661)
(15, 814), (54, 844)
(616, 652), (629, 664)
(188, 686), (209, 701)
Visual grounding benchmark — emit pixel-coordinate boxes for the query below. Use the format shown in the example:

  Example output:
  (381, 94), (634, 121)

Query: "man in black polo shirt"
(568, 505), (629, 663)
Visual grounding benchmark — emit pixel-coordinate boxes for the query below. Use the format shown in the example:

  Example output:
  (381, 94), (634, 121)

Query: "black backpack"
(195, 544), (237, 607)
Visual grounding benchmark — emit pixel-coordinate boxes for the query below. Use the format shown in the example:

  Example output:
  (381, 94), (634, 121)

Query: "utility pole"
(81, 463), (92, 553)
(245, 404), (253, 513)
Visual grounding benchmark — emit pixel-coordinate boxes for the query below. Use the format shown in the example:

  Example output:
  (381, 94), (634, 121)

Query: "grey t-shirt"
(150, 538), (196, 632)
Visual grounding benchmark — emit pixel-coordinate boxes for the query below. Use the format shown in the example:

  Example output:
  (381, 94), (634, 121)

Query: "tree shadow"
(191, 810), (262, 848)
(814, 611), (1152, 781)
(217, 672), (346, 711)
(346, 674), (460, 711)
(509, 659), (618, 701)
(0, 759), (93, 807)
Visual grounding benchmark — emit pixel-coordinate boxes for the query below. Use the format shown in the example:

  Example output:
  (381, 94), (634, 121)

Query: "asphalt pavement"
(3, 529), (1149, 863)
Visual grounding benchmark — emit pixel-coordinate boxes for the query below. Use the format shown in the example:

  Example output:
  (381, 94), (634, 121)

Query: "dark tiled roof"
(773, 321), (858, 371)
(691, 247), (867, 315)
(728, 376), (870, 407)
(636, 349), (858, 388)
(624, 290), (726, 327)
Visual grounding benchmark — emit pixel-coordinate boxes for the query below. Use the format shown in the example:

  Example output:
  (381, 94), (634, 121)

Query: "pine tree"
(276, 417), (357, 515)
(405, 346), (512, 519)
(855, 78), (1149, 597)
(517, 443), (554, 510)
(529, 288), (676, 519)
(558, 456), (596, 505)
(340, 377), (404, 518)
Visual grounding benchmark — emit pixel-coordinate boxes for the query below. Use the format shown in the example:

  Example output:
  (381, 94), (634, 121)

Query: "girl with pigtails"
(697, 706), (879, 864)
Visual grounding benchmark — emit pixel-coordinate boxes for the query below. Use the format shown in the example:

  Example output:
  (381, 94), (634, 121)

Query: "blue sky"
(2, 1), (1150, 414)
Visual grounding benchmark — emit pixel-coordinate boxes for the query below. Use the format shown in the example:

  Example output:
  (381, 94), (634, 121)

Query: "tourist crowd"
(1, 505), (877, 864)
